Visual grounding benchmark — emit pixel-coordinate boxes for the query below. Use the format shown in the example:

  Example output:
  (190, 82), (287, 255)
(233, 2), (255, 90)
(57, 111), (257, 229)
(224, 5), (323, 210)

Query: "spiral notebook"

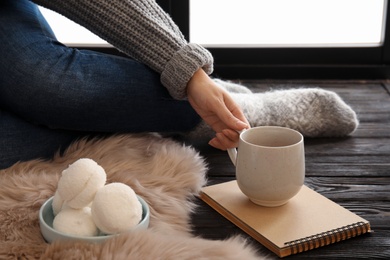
(200, 180), (371, 258)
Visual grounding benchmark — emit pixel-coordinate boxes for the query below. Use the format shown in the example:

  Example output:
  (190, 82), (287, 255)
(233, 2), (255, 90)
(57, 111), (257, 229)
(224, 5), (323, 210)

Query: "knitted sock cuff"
(161, 43), (214, 100)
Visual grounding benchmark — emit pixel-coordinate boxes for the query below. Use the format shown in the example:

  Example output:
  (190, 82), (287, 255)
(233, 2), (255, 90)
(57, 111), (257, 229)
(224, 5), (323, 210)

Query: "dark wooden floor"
(188, 80), (390, 259)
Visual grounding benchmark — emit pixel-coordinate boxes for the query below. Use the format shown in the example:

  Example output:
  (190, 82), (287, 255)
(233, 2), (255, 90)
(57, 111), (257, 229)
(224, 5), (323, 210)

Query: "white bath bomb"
(52, 191), (65, 216)
(53, 207), (99, 237)
(57, 158), (106, 209)
(91, 182), (142, 235)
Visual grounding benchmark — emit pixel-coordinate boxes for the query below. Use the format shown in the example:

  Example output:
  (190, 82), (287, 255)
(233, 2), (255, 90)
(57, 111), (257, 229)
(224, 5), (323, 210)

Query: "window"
(190, 0), (386, 48)
(38, 7), (108, 47)
(39, 0), (390, 79)
(167, 0), (390, 79)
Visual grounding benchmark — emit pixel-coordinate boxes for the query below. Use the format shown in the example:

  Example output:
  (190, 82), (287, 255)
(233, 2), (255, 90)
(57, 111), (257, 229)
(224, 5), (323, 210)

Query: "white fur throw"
(0, 134), (262, 259)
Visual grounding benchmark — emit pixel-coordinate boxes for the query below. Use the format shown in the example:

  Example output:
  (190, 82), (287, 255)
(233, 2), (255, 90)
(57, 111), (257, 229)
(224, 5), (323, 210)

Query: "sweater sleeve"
(31, 0), (214, 99)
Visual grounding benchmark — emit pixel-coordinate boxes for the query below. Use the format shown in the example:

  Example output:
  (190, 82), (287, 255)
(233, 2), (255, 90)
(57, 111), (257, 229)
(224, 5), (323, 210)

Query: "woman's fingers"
(209, 129), (240, 150)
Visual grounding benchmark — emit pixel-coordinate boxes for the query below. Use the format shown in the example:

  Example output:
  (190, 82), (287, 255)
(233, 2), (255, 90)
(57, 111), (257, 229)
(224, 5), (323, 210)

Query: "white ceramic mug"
(228, 126), (305, 207)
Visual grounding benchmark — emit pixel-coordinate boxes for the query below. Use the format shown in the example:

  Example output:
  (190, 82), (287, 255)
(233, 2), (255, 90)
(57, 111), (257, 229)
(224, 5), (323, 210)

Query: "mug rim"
(240, 126), (303, 148)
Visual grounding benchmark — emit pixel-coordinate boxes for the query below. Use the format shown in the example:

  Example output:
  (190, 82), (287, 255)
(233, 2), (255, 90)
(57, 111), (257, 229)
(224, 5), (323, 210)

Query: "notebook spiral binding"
(284, 221), (371, 255)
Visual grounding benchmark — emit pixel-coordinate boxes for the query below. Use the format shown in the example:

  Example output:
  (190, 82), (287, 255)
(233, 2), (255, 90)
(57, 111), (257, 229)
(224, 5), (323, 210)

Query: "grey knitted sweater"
(32, 0), (214, 100)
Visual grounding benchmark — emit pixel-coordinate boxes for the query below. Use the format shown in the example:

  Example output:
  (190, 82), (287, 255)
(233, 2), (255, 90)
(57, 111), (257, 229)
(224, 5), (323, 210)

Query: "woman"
(0, 0), (359, 170)
(0, 0), (249, 169)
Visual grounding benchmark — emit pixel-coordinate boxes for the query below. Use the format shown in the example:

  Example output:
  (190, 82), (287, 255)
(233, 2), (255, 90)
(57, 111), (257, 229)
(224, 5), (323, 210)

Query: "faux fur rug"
(0, 134), (262, 259)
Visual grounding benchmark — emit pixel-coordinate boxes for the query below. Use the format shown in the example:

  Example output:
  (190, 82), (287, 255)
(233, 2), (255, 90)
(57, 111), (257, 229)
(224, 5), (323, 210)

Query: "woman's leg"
(0, 0), (201, 168)
(0, 0), (200, 133)
(0, 110), (84, 169)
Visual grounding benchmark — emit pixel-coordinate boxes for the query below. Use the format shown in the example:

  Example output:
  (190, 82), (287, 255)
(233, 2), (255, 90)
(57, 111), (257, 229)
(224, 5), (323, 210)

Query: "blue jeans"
(0, 0), (201, 169)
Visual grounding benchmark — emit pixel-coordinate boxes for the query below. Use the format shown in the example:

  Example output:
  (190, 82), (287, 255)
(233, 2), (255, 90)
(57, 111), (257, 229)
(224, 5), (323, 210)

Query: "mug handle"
(227, 147), (237, 166)
(227, 129), (247, 166)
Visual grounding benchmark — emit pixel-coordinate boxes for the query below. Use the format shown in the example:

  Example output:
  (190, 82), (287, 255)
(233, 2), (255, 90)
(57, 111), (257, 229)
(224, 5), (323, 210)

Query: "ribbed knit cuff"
(161, 43), (214, 100)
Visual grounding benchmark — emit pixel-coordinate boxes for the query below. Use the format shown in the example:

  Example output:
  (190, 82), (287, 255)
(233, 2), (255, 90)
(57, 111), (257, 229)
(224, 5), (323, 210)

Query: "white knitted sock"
(213, 79), (253, 94)
(187, 81), (358, 139)
(231, 88), (359, 137)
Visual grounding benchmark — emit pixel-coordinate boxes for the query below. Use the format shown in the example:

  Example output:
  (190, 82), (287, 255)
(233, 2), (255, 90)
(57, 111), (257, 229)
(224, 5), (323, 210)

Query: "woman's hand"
(187, 69), (249, 150)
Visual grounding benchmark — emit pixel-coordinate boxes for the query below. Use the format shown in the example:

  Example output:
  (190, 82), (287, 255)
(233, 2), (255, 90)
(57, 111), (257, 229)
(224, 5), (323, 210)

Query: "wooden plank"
(306, 162), (390, 177)
(351, 123), (390, 138)
(306, 155), (390, 164)
(203, 159), (390, 178)
(304, 138), (390, 156)
(304, 178), (390, 201)
(199, 157), (390, 179)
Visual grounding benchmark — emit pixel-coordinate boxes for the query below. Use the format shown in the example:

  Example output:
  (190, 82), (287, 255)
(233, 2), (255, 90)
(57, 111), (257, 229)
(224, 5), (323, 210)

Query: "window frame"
(158, 0), (390, 79)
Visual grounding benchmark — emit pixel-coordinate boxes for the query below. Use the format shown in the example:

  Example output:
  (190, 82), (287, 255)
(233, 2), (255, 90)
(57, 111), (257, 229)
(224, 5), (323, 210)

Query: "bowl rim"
(39, 194), (150, 241)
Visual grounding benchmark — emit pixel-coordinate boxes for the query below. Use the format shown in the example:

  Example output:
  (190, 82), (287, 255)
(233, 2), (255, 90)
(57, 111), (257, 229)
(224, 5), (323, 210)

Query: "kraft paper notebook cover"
(200, 180), (371, 258)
